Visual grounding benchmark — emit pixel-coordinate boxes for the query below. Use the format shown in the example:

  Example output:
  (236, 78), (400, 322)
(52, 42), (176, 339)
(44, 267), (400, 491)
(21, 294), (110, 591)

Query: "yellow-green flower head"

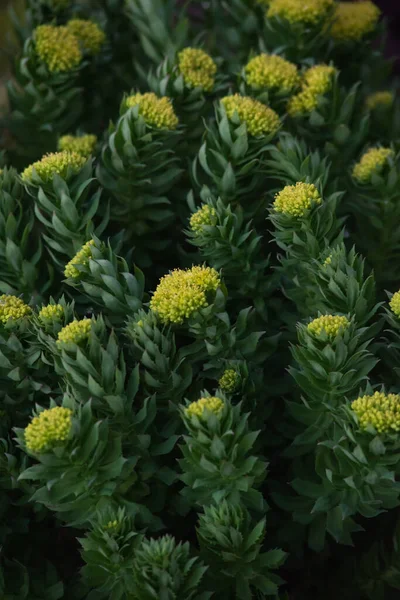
(39, 304), (64, 322)
(287, 65), (336, 116)
(25, 406), (72, 453)
(190, 205), (217, 234)
(21, 151), (86, 183)
(366, 91), (394, 111)
(66, 19), (106, 55)
(0, 295), (31, 324)
(273, 182), (321, 217)
(185, 396), (224, 419)
(219, 369), (240, 393)
(267, 0), (334, 25)
(57, 318), (91, 347)
(389, 291), (400, 318)
(104, 520), (119, 531)
(64, 240), (95, 279)
(125, 92), (178, 130)
(307, 314), (350, 339)
(178, 47), (217, 92)
(352, 147), (393, 184)
(221, 94), (280, 137)
(150, 265), (220, 324)
(331, 1), (380, 42)
(323, 254), (332, 267)
(352, 391), (400, 434)
(245, 54), (299, 93)
(34, 24), (82, 73)
(58, 134), (97, 157)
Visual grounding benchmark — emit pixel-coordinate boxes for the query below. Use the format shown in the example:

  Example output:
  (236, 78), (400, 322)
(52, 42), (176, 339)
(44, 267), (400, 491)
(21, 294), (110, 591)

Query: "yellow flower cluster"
(273, 182), (321, 217)
(352, 147), (393, 184)
(125, 92), (178, 130)
(39, 304), (64, 322)
(221, 94), (280, 137)
(307, 314), (350, 339)
(66, 19), (106, 55)
(390, 291), (400, 318)
(267, 0), (334, 25)
(366, 91), (394, 111)
(58, 134), (97, 157)
(352, 391), (400, 434)
(185, 396), (224, 419)
(287, 65), (336, 116)
(0, 295), (31, 324)
(34, 24), (82, 73)
(178, 47), (217, 92)
(190, 205), (217, 234)
(245, 53), (299, 93)
(57, 318), (91, 347)
(331, 1), (380, 42)
(64, 240), (95, 279)
(25, 406), (73, 453)
(21, 151), (86, 183)
(150, 266), (220, 324)
(219, 369), (240, 393)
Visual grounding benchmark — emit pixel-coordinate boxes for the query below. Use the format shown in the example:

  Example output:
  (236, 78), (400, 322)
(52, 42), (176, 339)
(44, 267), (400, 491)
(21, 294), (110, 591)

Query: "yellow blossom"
(366, 91), (394, 111)
(221, 94), (280, 137)
(287, 65), (336, 116)
(64, 240), (95, 279)
(21, 151), (86, 183)
(178, 48), (217, 92)
(67, 19), (106, 55)
(190, 205), (217, 234)
(267, 0), (334, 25)
(273, 182), (321, 217)
(307, 314), (350, 339)
(38, 304), (64, 322)
(219, 369), (240, 393)
(245, 54), (299, 93)
(125, 92), (178, 130)
(0, 295), (31, 324)
(57, 318), (91, 347)
(331, 2), (380, 42)
(352, 391), (400, 433)
(352, 147), (393, 184)
(185, 396), (224, 419)
(34, 24), (82, 73)
(390, 291), (400, 318)
(58, 134), (97, 157)
(25, 406), (73, 453)
(150, 265), (220, 324)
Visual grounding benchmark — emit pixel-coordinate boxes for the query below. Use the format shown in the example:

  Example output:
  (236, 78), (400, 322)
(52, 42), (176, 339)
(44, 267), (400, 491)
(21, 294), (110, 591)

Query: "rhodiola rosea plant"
(1, 0), (400, 598)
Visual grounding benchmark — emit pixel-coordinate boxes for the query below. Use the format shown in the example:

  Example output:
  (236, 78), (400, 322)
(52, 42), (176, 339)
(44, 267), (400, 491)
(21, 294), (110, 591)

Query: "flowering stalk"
(22, 153), (108, 270)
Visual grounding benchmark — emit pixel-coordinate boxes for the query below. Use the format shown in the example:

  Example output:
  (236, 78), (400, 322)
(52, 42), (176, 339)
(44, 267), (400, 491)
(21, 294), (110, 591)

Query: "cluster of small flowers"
(34, 20), (105, 73)
(0, 295), (31, 324)
(189, 205), (217, 234)
(57, 318), (92, 347)
(25, 406), (73, 453)
(185, 396), (224, 419)
(221, 94), (281, 137)
(38, 304), (64, 322)
(245, 53), (299, 94)
(178, 48), (217, 92)
(150, 266), (220, 324)
(218, 369), (240, 393)
(287, 65), (337, 117)
(58, 134), (97, 157)
(366, 91), (394, 111)
(267, 0), (334, 26)
(273, 182), (321, 217)
(125, 92), (179, 130)
(352, 391), (400, 433)
(307, 314), (350, 339)
(64, 240), (95, 279)
(352, 147), (394, 184)
(330, 1), (381, 43)
(21, 151), (86, 183)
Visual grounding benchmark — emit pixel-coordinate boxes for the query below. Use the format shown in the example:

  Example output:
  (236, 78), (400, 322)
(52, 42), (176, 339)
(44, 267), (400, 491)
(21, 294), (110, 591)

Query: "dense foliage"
(1, 0), (400, 598)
